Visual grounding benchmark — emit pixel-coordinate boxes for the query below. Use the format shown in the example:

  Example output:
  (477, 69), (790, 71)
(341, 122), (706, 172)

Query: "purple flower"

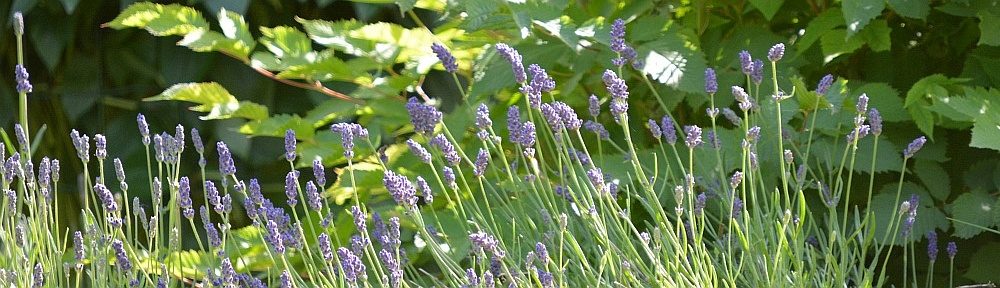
(732, 86), (753, 111)
(469, 231), (501, 256)
(73, 231), (85, 263)
(217, 142), (236, 176)
(730, 170), (744, 189)
(14, 124), (27, 152)
(705, 68), (718, 94)
(584, 120), (610, 140)
(588, 95), (601, 117)
(15, 64), (32, 93)
(768, 43), (785, 62)
(550, 102), (581, 130)
(406, 98), (443, 134)
(431, 43), (458, 73)
(95, 183), (118, 212)
(204, 181), (221, 213)
(51, 159), (60, 183)
(312, 159), (326, 187)
(694, 193), (707, 215)
(473, 149), (490, 177)
(496, 43), (526, 83)
(523, 64), (556, 108)
(927, 231), (938, 261)
(738, 50), (753, 75)
(747, 126), (761, 143)
(610, 19), (627, 53)
(265, 220), (286, 254)
(279, 270), (292, 288)
(684, 125), (703, 148)
(856, 93), (869, 115)
(535, 242), (549, 263)
(475, 103), (492, 131)
(587, 168), (606, 194)
(538, 269), (554, 288)
(384, 170), (418, 208)
(483, 270), (495, 288)
(70, 130), (90, 162)
(338, 247), (365, 282)
(284, 129), (296, 162)
(112, 240), (132, 271)
(722, 108), (741, 126)
(603, 70), (629, 120)
(750, 59), (764, 84)
(92, 134), (106, 160)
(947, 242), (957, 259)
(137, 114), (150, 145)
(903, 136), (927, 158)
(416, 176), (432, 203)
(405, 139), (432, 164)
(869, 108), (883, 136)
(816, 74), (834, 94)
(647, 119), (662, 139)
(32, 263), (43, 288)
(507, 106), (523, 140)
(330, 123), (369, 158)
(661, 116), (677, 144)
(201, 207), (221, 247)
(732, 197), (744, 219)
(318, 233), (333, 261)
(305, 181), (322, 211)
(443, 166), (457, 190)
(285, 171), (299, 206)
(248, 178), (264, 205)
(351, 206), (366, 232)
(190, 128), (204, 154)
(430, 134), (461, 166)
(179, 177), (194, 219)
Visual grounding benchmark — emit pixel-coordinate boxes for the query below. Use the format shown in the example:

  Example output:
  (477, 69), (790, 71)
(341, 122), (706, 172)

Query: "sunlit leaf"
(145, 82), (268, 120)
(105, 2), (209, 36)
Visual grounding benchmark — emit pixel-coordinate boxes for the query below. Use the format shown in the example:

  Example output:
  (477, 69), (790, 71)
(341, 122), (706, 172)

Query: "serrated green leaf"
(330, 162), (385, 205)
(638, 35), (708, 94)
(856, 82), (909, 122)
(105, 2), (209, 36)
(970, 114), (1000, 151)
(297, 19), (450, 65)
(820, 29), (865, 62)
(966, 243), (1000, 282)
(978, 11), (1000, 46)
(798, 8), (844, 52)
(913, 159), (951, 200)
(950, 191), (996, 238)
(177, 29), (253, 59)
(853, 136), (904, 173)
(145, 82), (267, 120)
(888, 0), (930, 19)
(275, 50), (362, 82)
(259, 26), (313, 65)
(748, 0), (785, 20)
(842, 0), (886, 36)
(238, 114), (314, 139)
(856, 20), (891, 51)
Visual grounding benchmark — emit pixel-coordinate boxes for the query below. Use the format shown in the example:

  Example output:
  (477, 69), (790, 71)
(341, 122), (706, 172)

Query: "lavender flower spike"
(684, 125), (703, 148)
(137, 114), (151, 145)
(285, 171), (299, 206)
(178, 177), (194, 219)
(15, 64), (32, 93)
(588, 95), (601, 117)
(768, 43), (785, 62)
(338, 247), (366, 282)
(406, 139), (432, 164)
(94, 134), (107, 160)
(383, 170), (418, 208)
(732, 86), (753, 111)
(738, 50), (753, 75)
(869, 108), (883, 136)
(406, 98), (443, 134)
(217, 142), (236, 176)
(751, 59), (764, 84)
(705, 68), (718, 94)
(816, 74), (834, 94)
(313, 159), (326, 187)
(927, 231), (939, 262)
(112, 240), (132, 271)
(13, 12), (24, 36)
(284, 129), (297, 162)
(603, 70), (630, 121)
(431, 43), (458, 73)
(947, 242), (957, 259)
(661, 116), (677, 144)
(473, 148), (490, 177)
(647, 119), (662, 139)
(496, 43), (526, 83)
(475, 103), (492, 131)
(305, 181), (322, 211)
(903, 136), (927, 158)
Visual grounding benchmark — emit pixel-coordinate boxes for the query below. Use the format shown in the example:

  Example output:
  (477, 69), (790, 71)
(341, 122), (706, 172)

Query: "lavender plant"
(2, 11), (976, 288)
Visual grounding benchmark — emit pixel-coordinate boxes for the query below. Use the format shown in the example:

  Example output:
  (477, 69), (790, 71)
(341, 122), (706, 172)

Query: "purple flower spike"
(285, 171), (299, 206)
(661, 116), (677, 144)
(705, 68), (718, 94)
(13, 12), (24, 36)
(431, 43), (458, 73)
(496, 43), (526, 83)
(684, 125), (703, 148)
(584, 120), (610, 140)
(587, 168), (606, 194)
(588, 95), (601, 117)
(217, 142), (236, 176)
(738, 50), (753, 75)
(94, 134), (107, 160)
(903, 136), (927, 158)
(112, 240), (132, 271)
(14, 124), (27, 151)
(15, 64), (32, 93)
(95, 183), (117, 212)
(318, 233), (333, 261)
(312, 159), (326, 187)
(191, 128), (204, 154)
(338, 247), (366, 282)
(947, 242), (957, 259)
(384, 170), (418, 208)
(473, 148), (490, 177)
(647, 119), (662, 139)
(733, 86), (753, 111)
(927, 231), (939, 262)
(137, 114), (151, 145)
(306, 181), (322, 211)
(869, 108), (883, 136)
(768, 43), (785, 62)
(751, 59), (764, 84)
(856, 93), (869, 114)
(443, 166), (457, 190)
(430, 134), (461, 166)
(406, 98), (443, 134)
(610, 19), (627, 53)
(179, 177), (194, 219)
(331, 123), (369, 158)
(816, 74), (834, 94)
(475, 104), (492, 131)
(406, 139), (432, 164)
(284, 129), (296, 162)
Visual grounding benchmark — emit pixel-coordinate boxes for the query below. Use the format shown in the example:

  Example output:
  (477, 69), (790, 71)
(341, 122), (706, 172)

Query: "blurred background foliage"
(5, 0), (1000, 284)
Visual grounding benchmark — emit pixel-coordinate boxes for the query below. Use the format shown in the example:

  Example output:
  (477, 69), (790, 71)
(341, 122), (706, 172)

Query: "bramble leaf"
(950, 191), (996, 238)
(145, 82), (268, 121)
(105, 2), (209, 36)
(842, 0), (885, 36)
